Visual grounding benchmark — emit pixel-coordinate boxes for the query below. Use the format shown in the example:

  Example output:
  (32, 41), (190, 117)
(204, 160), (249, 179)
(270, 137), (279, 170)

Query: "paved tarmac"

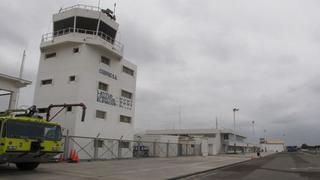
(0, 154), (254, 180)
(182, 152), (320, 180)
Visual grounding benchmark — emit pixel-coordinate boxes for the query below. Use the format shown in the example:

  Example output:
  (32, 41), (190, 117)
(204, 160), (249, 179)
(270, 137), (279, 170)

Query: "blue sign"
(96, 90), (133, 110)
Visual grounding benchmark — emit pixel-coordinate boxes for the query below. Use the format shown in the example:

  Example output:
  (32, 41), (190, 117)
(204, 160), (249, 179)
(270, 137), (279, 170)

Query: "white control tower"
(34, 4), (137, 141)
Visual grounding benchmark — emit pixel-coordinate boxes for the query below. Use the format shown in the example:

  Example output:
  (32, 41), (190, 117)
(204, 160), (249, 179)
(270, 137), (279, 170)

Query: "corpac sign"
(99, 68), (117, 80)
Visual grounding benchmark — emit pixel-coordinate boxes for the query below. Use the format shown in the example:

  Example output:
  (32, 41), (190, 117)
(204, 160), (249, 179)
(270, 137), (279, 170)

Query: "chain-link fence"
(61, 135), (202, 161)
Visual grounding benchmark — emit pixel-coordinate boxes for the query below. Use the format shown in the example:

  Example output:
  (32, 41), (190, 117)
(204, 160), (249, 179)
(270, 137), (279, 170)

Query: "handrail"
(58, 4), (101, 13)
(41, 27), (123, 54)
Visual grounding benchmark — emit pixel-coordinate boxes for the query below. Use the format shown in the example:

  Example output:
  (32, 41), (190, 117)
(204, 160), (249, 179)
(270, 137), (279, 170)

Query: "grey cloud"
(2, 0), (320, 146)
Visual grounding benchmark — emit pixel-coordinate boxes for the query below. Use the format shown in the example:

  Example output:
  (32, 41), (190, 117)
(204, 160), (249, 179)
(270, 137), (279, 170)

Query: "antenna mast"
(114, 3), (116, 17)
(96, 0), (102, 35)
(19, 50), (26, 79)
(16, 50), (26, 108)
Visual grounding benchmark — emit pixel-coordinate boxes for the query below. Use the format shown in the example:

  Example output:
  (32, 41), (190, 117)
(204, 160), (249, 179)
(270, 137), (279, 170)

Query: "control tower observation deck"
(41, 4), (123, 58)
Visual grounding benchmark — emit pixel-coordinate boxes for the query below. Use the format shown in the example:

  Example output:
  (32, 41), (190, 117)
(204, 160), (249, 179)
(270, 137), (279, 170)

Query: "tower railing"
(41, 27), (123, 54)
(58, 4), (101, 13)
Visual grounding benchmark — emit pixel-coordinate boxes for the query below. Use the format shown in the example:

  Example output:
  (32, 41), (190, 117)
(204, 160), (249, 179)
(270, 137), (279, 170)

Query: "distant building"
(138, 128), (255, 156)
(260, 138), (285, 152)
(0, 73), (31, 110)
(33, 4), (137, 159)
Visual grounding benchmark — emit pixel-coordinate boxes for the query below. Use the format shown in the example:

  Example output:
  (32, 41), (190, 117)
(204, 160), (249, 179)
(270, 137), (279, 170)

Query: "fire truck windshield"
(4, 120), (62, 141)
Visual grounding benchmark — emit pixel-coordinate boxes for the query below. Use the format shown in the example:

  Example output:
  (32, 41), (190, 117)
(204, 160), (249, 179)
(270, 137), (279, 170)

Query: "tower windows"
(45, 53), (56, 59)
(96, 110), (106, 119)
(121, 90), (132, 99)
(101, 56), (110, 66)
(69, 75), (76, 82)
(120, 115), (132, 124)
(122, 66), (134, 76)
(41, 79), (53, 85)
(98, 82), (108, 91)
(73, 47), (79, 53)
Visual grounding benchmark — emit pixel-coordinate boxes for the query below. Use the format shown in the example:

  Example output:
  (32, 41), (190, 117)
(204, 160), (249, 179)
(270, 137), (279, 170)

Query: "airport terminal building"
(138, 128), (255, 156)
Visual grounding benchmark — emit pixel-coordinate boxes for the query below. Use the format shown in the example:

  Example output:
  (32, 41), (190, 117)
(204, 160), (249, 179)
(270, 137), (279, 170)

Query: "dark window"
(73, 48), (79, 53)
(224, 134), (229, 140)
(53, 17), (75, 32)
(69, 75), (76, 82)
(45, 53), (56, 59)
(38, 108), (48, 113)
(98, 82), (108, 91)
(41, 79), (53, 85)
(121, 90), (132, 99)
(67, 106), (72, 112)
(120, 115), (131, 123)
(101, 56), (110, 65)
(122, 66), (134, 76)
(96, 110), (106, 119)
(119, 141), (130, 148)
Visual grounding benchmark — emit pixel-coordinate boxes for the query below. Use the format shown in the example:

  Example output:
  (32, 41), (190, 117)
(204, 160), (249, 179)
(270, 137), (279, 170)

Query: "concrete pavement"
(0, 153), (263, 180)
(183, 152), (320, 180)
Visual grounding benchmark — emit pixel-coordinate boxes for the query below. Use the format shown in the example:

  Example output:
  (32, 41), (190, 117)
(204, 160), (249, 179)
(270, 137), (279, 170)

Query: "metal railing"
(41, 27), (123, 54)
(58, 4), (101, 14)
(61, 134), (202, 161)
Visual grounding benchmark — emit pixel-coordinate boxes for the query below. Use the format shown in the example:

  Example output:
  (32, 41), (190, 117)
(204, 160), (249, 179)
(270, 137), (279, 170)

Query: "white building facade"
(0, 73), (31, 110)
(260, 138), (285, 152)
(34, 5), (137, 142)
(143, 129), (254, 156)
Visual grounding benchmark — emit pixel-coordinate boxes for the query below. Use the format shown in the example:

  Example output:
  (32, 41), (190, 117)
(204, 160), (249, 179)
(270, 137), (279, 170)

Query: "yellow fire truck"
(0, 103), (86, 170)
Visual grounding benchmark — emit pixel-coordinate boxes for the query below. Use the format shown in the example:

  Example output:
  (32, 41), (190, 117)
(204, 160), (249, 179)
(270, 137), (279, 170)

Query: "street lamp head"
(233, 108), (239, 112)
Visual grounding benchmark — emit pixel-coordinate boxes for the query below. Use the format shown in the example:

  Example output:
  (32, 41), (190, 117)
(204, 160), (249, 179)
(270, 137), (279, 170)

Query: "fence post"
(166, 141), (169, 157)
(153, 141), (156, 157)
(64, 129), (69, 160)
(93, 138), (98, 160)
(118, 140), (121, 159)
(186, 142), (188, 156)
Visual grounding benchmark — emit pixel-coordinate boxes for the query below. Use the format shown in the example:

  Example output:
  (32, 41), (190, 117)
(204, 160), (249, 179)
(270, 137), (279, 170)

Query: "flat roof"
(146, 128), (246, 138)
(0, 73), (31, 88)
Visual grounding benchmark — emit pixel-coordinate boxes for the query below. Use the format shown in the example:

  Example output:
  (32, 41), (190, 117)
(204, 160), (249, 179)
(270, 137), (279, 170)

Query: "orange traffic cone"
(68, 149), (75, 163)
(74, 151), (80, 163)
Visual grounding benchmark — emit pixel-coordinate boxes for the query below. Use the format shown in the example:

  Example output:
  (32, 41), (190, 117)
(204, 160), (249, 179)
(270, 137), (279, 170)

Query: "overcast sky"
(1, 0), (320, 145)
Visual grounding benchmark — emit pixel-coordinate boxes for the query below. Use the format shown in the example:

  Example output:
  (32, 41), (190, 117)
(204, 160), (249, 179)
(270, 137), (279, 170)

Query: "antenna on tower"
(96, 0), (102, 35)
(114, 3), (117, 18)
(19, 50), (26, 79)
(16, 50), (26, 108)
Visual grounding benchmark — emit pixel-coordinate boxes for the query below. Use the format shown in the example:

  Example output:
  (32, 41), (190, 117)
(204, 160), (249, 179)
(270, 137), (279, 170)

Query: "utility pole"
(216, 117), (218, 129)
(233, 108), (239, 153)
(178, 105), (182, 129)
(252, 121), (255, 135)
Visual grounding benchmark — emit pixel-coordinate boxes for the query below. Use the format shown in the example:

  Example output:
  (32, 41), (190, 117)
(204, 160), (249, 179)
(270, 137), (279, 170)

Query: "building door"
(178, 144), (183, 156)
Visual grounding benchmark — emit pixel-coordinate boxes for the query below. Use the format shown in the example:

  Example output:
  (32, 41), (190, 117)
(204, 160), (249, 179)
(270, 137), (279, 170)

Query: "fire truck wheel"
(15, 162), (40, 170)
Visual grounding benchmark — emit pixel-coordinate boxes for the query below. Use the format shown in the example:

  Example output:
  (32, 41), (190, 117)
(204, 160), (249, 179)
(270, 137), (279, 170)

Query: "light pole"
(233, 108), (239, 153)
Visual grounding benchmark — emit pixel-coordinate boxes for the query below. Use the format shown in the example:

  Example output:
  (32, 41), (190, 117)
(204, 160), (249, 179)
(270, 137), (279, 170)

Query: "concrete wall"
(261, 144), (285, 152)
(34, 42), (136, 141)
(0, 77), (20, 109)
